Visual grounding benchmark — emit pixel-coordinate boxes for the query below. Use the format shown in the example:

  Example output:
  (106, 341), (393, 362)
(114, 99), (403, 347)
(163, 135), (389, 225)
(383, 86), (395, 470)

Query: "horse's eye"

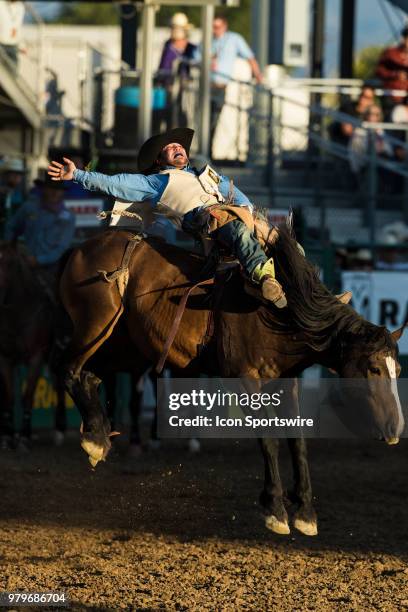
(369, 367), (381, 375)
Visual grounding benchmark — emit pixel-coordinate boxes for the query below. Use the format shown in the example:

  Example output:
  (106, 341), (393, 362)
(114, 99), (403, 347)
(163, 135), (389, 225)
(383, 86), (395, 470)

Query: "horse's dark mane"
(265, 225), (392, 353)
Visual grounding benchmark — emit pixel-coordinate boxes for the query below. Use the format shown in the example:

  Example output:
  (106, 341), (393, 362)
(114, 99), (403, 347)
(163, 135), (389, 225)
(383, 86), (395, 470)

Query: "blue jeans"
(212, 219), (267, 277)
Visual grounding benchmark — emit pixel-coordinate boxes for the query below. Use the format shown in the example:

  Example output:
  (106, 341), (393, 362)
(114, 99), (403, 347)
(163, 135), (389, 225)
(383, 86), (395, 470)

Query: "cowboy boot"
(252, 258), (287, 308)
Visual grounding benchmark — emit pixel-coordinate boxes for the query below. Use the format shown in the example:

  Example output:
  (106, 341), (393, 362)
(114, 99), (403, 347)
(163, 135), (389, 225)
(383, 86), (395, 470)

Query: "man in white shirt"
(209, 16), (262, 149)
(0, 0), (25, 66)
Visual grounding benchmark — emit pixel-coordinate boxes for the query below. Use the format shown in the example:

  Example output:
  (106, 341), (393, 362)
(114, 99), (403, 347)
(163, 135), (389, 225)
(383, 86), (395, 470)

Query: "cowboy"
(5, 175), (75, 276)
(48, 128), (286, 307)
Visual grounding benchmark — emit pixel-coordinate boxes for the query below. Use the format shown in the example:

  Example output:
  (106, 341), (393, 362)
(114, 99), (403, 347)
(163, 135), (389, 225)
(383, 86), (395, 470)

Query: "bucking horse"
(57, 223), (405, 536)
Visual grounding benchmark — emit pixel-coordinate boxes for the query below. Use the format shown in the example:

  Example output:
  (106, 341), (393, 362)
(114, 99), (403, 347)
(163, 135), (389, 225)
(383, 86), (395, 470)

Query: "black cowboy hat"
(137, 128), (194, 173)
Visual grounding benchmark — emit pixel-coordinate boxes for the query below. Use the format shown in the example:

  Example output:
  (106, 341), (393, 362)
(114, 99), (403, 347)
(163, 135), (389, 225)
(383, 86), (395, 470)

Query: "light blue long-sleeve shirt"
(73, 165), (252, 210)
(5, 199), (76, 265)
(195, 31), (255, 86)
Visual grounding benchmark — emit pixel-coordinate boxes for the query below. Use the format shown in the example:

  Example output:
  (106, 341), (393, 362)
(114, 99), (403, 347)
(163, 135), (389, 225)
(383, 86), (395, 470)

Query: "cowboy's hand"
(26, 255), (38, 268)
(48, 157), (76, 181)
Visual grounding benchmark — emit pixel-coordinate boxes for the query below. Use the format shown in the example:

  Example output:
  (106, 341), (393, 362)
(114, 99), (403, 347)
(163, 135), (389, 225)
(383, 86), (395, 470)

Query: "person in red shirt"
(376, 25), (408, 114)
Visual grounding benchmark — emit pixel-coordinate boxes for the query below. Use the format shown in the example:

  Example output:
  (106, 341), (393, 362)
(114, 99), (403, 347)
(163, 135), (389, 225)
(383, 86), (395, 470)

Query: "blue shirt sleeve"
(219, 174), (253, 210)
(73, 169), (168, 203)
(234, 33), (254, 60)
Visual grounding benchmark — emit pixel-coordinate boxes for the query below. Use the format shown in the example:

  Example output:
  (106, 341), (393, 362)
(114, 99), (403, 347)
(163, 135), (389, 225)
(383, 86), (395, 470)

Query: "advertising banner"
(342, 271), (408, 354)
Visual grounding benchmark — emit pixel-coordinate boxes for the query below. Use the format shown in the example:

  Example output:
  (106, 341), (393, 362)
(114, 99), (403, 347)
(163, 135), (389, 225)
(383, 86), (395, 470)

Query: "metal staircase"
(0, 46), (42, 130)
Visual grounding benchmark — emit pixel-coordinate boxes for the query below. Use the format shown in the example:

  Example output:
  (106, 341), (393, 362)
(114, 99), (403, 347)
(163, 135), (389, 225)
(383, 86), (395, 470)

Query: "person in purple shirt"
(158, 12), (197, 79)
(158, 13), (197, 128)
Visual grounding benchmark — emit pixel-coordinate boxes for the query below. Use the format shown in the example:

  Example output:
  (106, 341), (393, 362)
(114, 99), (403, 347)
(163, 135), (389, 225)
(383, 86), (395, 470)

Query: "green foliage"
(48, 1), (252, 41)
(48, 2), (120, 25)
(353, 45), (383, 80)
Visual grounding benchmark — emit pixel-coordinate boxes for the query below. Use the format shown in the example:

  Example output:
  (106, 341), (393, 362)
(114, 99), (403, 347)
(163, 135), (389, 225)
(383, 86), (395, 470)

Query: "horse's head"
(335, 324), (406, 444)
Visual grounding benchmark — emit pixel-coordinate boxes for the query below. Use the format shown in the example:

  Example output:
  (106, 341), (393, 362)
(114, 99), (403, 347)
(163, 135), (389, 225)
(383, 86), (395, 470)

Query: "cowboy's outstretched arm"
(48, 158), (165, 202)
(72, 169), (166, 201)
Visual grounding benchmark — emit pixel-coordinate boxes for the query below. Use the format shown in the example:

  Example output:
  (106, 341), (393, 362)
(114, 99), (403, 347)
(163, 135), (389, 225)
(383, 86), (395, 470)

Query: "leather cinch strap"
(97, 234), (143, 298)
(156, 277), (215, 374)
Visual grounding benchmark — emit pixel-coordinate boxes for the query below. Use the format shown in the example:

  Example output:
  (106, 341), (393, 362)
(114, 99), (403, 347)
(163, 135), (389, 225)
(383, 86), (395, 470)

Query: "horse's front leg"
(238, 377), (289, 534)
(285, 379), (317, 536)
(259, 438), (290, 534)
(65, 365), (112, 467)
(287, 438), (317, 535)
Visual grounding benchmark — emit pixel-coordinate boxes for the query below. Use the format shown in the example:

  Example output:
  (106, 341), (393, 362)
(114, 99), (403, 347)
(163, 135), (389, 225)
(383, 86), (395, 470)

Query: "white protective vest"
(109, 165), (225, 229)
(157, 165), (225, 219)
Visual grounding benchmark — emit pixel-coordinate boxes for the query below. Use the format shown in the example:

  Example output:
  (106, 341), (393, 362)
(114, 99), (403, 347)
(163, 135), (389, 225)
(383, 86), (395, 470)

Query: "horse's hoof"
(265, 514), (290, 535)
(89, 455), (100, 468)
(294, 518), (318, 536)
(188, 438), (201, 453)
(81, 438), (105, 467)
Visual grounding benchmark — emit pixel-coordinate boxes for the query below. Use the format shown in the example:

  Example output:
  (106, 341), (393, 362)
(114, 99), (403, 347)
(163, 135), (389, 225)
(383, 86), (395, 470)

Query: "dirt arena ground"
(0, 434), (407, 611)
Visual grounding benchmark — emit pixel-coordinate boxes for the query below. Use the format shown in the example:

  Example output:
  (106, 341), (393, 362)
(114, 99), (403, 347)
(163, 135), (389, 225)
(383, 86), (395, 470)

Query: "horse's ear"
(391, 324), (407, 342)
(336, 291), (352, 304)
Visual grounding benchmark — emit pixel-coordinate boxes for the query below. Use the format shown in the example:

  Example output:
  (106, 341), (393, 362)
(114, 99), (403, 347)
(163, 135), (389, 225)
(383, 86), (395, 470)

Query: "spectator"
(388, 97), (408, 163)
(376, 234), (408, 270)
(329, 86), (376, 146)
(0, 0), (25, 67)
(0, 158), (25, 235)
(208, 15), (263, 150)
(158, 13), (196, 79)
(349, 104), (397, 191)
(158, 13), (197, 129)
(348, 249), (374, 271)
(376, 25), (408, 116)
(5, 176), (75, 282)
